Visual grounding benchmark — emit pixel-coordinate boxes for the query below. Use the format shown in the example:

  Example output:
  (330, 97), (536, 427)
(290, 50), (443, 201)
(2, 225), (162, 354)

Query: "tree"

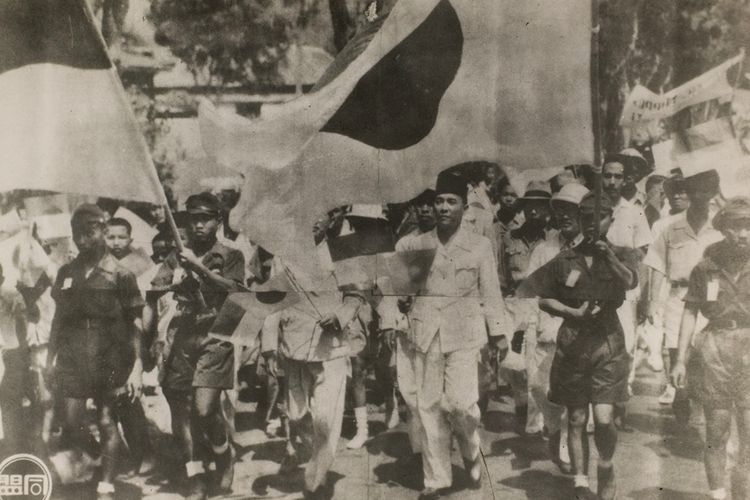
(150, 0), (301, 86)
(598, 0), (750, 152)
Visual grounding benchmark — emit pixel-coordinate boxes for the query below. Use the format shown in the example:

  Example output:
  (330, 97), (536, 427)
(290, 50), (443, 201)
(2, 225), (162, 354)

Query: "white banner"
(620, 52), (744, 126)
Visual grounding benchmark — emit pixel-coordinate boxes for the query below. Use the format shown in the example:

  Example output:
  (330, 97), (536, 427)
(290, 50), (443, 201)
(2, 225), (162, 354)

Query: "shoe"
(463, 454), (482, 489)
(278, 451), (299, 475)
(303, 482), (333, 500)
(386, 406), (400, 429)
(573, 485), (596, 499)
(646, 351), (664, 372)
(214, 446), (235, 493)
(419, 487), (447, 500)
(597, 465), (617, 500)
(185, 474), (208, 500)
(658, 385), (676, 405)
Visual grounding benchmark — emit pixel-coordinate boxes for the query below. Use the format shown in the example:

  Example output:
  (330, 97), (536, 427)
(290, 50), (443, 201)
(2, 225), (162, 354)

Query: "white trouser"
(413, 335), (481, 489)
(396, 335), (423, 453)
(286, 357), (347, 492)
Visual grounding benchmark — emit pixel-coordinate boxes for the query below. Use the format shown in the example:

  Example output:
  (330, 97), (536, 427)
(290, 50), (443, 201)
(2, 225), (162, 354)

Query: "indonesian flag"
(199, 0), (593, 284)
(0, 0), (166, 204)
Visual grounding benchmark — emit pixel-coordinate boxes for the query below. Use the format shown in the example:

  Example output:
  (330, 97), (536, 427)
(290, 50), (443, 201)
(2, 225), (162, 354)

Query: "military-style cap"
(71, 203), (106, 230)
(579, 191), (615, 215)
(185, 192), (222, 215)
(712, 197), (750, 231)
(551, 183), (589, 209)
(435, 171), (468, 201)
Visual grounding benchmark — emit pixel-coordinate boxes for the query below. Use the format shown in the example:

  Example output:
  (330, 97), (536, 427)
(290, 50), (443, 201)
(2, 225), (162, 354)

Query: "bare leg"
(567, 406), (589, 476)
(733, 409), (750, 499)
(704, 406), (732, 492)
(98, 400), (122, 485)
(592, 403), (617, 464)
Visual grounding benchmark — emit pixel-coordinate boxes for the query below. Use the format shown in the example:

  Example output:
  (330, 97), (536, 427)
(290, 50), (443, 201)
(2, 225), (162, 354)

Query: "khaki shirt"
(644, 212), (722, 284)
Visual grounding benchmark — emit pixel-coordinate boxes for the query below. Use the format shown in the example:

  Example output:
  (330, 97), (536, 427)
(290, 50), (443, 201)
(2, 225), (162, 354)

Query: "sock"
(573, 474), (589, 488)
(598, 459), (613, 469)
(185, 460), (205, 477)
(709, 488), (727, 500)
(96, 481), (115, 494)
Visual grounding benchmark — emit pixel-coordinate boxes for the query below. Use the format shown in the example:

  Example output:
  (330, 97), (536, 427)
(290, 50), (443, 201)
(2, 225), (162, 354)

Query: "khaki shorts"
(695, 327), (750, 409)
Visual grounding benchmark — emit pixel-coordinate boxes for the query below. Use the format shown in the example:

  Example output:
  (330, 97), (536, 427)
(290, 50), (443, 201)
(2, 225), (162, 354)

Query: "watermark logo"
(0, 454), (51, 500)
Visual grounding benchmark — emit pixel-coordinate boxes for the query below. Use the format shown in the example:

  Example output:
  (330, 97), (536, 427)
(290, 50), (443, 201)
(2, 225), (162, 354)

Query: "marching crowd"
(0, 151), (749, 500)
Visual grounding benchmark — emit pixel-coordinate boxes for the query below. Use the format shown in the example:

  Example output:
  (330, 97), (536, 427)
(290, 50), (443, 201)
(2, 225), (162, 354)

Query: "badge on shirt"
(61, 277), (73, 290)
(706, 279), (720, 301)
(565, 269), (581, 288)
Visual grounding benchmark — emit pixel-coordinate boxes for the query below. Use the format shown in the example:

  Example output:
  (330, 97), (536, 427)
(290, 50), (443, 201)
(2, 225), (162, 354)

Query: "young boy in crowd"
(103, 217), (156, 475)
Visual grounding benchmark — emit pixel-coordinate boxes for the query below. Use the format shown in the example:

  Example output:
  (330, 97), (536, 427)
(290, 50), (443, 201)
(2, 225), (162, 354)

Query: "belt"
(708, 318), (750, 330)
(670, 280), (689, 288)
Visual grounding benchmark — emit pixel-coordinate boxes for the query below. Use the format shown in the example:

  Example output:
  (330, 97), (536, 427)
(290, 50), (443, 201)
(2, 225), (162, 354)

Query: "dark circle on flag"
(0, 0), (111, 75)
(321, 0), (463, 150)
(256, 291), (287, 305)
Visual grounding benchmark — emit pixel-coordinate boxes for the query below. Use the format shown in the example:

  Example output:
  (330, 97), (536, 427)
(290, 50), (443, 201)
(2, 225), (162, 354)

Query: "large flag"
(199, 0), (593, 284)
(0, 0), (166, 204)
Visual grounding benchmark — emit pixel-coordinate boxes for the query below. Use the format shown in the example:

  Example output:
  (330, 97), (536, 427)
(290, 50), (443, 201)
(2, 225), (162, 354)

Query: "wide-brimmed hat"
(604, 148), (651, 182)
(518, 180), (551, 203)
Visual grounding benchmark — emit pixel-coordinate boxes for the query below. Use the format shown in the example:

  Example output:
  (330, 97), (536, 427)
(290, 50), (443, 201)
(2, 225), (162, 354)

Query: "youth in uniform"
(47, 204), (145, 499)
(671, 197), (750, 500)
(520, 191), (639, 500)
(148, 193), (244, 499)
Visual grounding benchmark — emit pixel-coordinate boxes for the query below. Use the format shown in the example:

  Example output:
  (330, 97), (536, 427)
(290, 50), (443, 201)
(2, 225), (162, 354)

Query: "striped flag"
(0, 0), (166, 204)
(199, 0), (593, 280)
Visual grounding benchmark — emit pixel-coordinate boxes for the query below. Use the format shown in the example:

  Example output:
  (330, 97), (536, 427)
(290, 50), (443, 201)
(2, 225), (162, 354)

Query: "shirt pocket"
(455, 263), (479, 295)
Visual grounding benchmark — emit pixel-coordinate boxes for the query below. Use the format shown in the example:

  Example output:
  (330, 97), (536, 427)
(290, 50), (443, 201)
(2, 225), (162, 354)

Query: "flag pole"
(590, 0), (603, 239)
(80, 0), (186, 252)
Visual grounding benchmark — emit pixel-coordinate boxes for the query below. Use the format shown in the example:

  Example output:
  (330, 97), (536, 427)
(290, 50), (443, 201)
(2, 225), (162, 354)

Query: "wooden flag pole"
(590, 0), (603, 239)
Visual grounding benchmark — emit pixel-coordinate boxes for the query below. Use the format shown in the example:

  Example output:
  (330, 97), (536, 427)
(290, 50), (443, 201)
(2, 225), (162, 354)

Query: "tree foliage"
(599, 0), (750, 151)
(149, 0), (304, 85)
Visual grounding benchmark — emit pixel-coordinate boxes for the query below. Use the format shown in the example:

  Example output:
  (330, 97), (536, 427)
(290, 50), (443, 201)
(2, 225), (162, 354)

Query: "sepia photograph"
(1, 0), (750, 499)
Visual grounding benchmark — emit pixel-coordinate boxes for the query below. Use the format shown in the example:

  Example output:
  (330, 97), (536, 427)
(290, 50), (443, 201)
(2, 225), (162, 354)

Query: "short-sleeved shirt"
(644, 212), (722, 284)
(607, 197), (651, 250)
(519, 241), (640, 337)
(51, 252), (145, 396)
(683, 240), (750, 324)
(503, 225), (555, 292)
(151, 240), (245, 311)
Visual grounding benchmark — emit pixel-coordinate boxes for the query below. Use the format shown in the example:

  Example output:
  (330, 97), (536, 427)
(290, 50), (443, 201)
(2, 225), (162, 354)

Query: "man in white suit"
(397, 169), (509, 499)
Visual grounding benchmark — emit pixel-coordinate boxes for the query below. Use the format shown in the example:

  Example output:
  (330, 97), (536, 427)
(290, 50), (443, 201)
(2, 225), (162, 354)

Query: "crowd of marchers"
(0, 152), (749, 500)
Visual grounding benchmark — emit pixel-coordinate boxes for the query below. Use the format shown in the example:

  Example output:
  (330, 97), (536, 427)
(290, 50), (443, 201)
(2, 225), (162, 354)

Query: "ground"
(53, 364), (713, 500)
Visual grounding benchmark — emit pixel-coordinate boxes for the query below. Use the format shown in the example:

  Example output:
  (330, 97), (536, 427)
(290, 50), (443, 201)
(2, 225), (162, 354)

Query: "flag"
(0, 0), (166, 204)
(378, 249), (437, 296)
(198, 0), (593, 282)
(326, 219), (395, 289)
(208, 271), (301, 347)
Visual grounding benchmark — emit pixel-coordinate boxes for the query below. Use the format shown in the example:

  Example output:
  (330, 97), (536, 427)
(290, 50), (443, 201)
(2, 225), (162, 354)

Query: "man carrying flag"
(396, 169), (509, 498)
